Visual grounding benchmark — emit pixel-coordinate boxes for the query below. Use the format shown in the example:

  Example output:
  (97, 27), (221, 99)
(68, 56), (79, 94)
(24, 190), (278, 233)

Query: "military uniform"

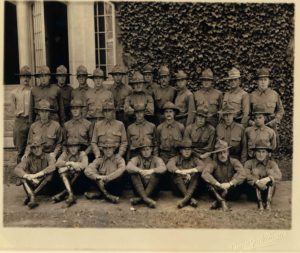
(127, 137), (167, 208)
(202, 140), (247, 211)
(30, 66), (65, 125)
(11, 66), (32, 162)
(167, 139), (205, 208)
(142, 64), (159, 96)
(194, 68), (223, 127)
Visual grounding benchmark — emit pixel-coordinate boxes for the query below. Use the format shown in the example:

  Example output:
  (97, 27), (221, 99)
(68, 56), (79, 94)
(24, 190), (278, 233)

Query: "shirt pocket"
(111, 131), (122, 142)
(200, 131), (210, 143)
(266, 102), (276, 112)
(46, 133), (57, 145)
(231, 136), (241, 147)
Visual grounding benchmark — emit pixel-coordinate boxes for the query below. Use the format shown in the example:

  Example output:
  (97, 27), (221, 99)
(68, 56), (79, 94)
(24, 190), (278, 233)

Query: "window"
(94, 1), (116, 76)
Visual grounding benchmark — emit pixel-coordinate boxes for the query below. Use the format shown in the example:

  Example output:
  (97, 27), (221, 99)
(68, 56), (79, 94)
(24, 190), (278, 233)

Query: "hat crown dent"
(66, 136), (81, 146)
(137, 136), (153, 149)
(134, 103), (146, 111)
(162, 101), (178, 111)
(102, 101), (115, 110)
(159, 65), (170, 76)
(130, 71), (144, 83)
(179, 138), (193, 148)
(219, 103), (238, 114)
(37, 99), (51, 110)
(214, 139), (230, 151)
(227, 67), (241, 78)
(252, 139), (272, 150)
(110, 64), (126, 74)
(56, 65), (67, 74)
(201, 68), (214, 79)
(38, 65), (50, 75)
(70, 99), (84, 107)
(143, 63), (153, 73)
(20, 65), (32, 75)
(252, 104), (268, 114)
(175, 70), (188, 79)
(93, 68), (105, 77)
(257, 67), (270, 77)
(30, 136), (45, 147)
(76, 65), (88, 75)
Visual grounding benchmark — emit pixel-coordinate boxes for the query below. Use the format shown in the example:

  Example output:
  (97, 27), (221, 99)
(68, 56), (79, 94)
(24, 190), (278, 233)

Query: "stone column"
(67, 1), (96, 88)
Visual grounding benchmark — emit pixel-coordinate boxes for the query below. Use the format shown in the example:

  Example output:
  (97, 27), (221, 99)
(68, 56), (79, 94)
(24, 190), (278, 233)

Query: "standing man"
(245, 139), (282, 210)
(153, 65), (176, 124)
(71, 65), (90, 118)
(245, 104), (277, 159)
(55, 65), (73, 121)
(157, 102), (184, 163)
(222, 67), (250, 127)
(174, 70), (195, 126)
(250, 67), (284, 143)
(11, 65), (33, 162)
(91, 102), (128, 158)
(29, 65), (65, 125)
(23, 99), (63, 161)
(142, 63), (159, 96)
(216, 104), (247, 163)
(124, 71), (154, 124)
(202, 140), (247, 211)
(109, 64), (132, 123)
(194, 68), (222, 127)
(127, 137), (166, 208)
(86, 68), (114, 131)
(167, 139), (205, 208)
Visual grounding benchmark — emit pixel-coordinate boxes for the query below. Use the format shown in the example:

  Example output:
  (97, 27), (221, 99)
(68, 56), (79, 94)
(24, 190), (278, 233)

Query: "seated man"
(202, 139), (247, 211)
(167, 139), (205, 209)
(126, 137), (167, 208)
(52, 137), (88, 207)
(245, 140), (282, 211)
(14, 138), (56, 209)
(84, 138), (126, 203)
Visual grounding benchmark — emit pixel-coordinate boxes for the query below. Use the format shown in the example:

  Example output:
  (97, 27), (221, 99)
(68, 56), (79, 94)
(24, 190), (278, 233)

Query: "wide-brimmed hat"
(70, 99), (86, 108)
(99, 138), (118, 148)
(200, 68), (214, 80)
(218, 103), (239, 115)
(76, 65), (89, 76)
(214, 139), (231, 153)
(162, 101), (180, 114)
(255, 67), (270, 79)
(194, 106), (209, 118)
(134, 104), (146, 112)
(64, 137), (82, 147)
(108, 64), (127, 75)
(142, 64), (153, 74)
(56, 65), (72, 76)
(35, 65), (52, 77)
(251, 104), (271, 116)
(16, 65), (32, 77)
(159, 65), (170, 76)
(224, 67), (241, 80)
(136, 137), (155, 149)
(129, 71), (145, 84)
(177, 138), (193, 149)
(30, 138), (45, 148)
(175, 70), (188, 80)
(89, 68), (106, 79)
(102, 102), (115, 111)
(35, 99), (55, 111)
(250, 139), (272, 152)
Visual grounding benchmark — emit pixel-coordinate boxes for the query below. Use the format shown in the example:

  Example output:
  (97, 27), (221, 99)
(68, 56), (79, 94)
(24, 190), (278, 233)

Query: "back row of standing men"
(11, 63), (284, 210)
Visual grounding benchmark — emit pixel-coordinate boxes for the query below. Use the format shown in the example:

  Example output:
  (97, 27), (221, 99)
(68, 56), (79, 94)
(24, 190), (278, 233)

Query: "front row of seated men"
(14, 132), (282, 211)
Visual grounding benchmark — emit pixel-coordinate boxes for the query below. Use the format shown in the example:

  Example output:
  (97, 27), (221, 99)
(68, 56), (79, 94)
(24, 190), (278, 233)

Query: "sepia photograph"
(2, 0), (294, 234)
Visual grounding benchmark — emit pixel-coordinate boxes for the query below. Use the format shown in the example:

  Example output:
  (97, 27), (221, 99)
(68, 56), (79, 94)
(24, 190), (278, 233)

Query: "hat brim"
(30, 142), (45, 148)
(194, 111), (209, 117)
(213, 146), (231, 153)
(35, 107), (55, 112)
(218, 110), (238, 115)
(108, 71), (127, 75)
(250, 146), (273, 152)
(251, 112), (271, 116)
(199, 77), (214, 80)
(129, 81), (146, 85)
(70, 105), (86, 108)
(55, 73), (72, 76)
(64, 143), (82, 147)
(224, 76), (241, 80)
(137, 144), (155, 149)
(34, 73), (54, 77)
(255, 75), (270, 79)
(99, 144), (118, 148)
(15, 74), (33, 77)
(88, 75), (107, 79)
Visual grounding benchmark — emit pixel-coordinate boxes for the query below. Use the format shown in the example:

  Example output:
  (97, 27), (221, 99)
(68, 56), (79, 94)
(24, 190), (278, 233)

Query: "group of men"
(11, 63), (283, 211)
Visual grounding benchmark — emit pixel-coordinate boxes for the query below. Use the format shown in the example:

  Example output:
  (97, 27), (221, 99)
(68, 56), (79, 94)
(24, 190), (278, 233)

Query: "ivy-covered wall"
(117, 2), (294, 156)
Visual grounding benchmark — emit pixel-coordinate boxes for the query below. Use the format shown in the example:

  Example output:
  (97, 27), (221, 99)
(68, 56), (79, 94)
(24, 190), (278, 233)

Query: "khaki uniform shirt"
(216, 122), (247, 163)
(55, 83), (73, 121)
(245, 125), (276, 158)
(174, 88), (195, 126)
(144, 82), (159, 96)
(56, 151), (88, 171)
(91, 119), (128, 157)
(124, 91), (154, 116)
(110, 82), (132, 112)
(153, 86), (176, 111)
(127, 155), (166, 174)
(11, 85), (31, 117)
(167, 155), (205, 173)
(245, 158), (282, 185)
(29, 84), (65, 124)
(71, 84), (91, 117)
(184, 123), (215, 155)
(85, 154), (125, 182)
(202, 158), (246, 186)
(85, 87), (114, 119)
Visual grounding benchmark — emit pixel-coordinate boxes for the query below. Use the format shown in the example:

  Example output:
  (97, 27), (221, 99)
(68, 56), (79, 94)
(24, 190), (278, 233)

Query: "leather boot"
(97, 180), (119, 203)
(65, 194), (76, 207)
(209, 185), (225, 210)
(130, 197), (142, 205)
(172, 174), (187, 196)
(265, 186), (274, 211)
(84, 191), (102, 199)
(131, 175), (156, 208)
(210, 200), (220, 210)
(221, 200), (229, 211)
(189, 198), (198, 208)
(256, 188), (264, 211)
(177, 174), (198, 209)
(145, 174), (161, 197)
(52, 191), (68, 203)
(23, 181), (38, 209)
(258, 201), (264, 211)
(265, 201), (272, 211)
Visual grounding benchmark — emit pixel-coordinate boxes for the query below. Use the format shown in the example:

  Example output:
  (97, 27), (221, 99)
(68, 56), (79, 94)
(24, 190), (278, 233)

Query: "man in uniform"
(167, 139), (205, 208)
(245, 139), (282, 210)
(11, 65), (33, 162)
(174, 70), (195, 126)
(153, 65), (176, 124)
(91, 102), (128, 158)
(109, 64), (132, 123)
(216, 103), (247, 163)
(245, 104), (277, 159)
(86, 68), (114, 131)
(127, 137), (166, 208)
(53, 137), (88, 207)
(250, 67), (284, 143)
(184, 106), (215, 159)
(202, 139), (247, 211)
(142, 63), (159, 96)
(157, 102), (184, 163)
(194, 68), (222, 127)
(29, 65), (65, 125)
(14, 138), (56, 209)
(127, 104), (158, 159)
(23, 99), (63, 161)
(71, 65), (90, 118)
(124, 71), (154, 124)
(55, 65), (73, 121)
(222, 67), (250, 127)
(85, 138), (126, 203)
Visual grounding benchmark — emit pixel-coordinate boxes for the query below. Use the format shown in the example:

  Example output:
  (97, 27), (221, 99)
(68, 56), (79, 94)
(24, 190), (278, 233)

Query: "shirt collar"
(177, 87), (187, 95)
(40, 120), (51, 127)
(229, 86), (241, 94)
(254, 158), (269, 167)
(258, 87), (270, 95)
(79, 84), (88, 90)
(135, 119), (146, 126)
(165, 120), (175, 128)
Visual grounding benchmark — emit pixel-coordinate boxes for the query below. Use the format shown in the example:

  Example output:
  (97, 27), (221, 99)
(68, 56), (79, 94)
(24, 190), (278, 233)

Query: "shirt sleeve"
(203, 127), (216, 153)
(118, 123), (128, 157)
(53, 125), (63, 157)
(42, 154), (57, 175)
(268, 161), (282, 183)
(153, 156), (167, 174)
(55, 151), (68, 168)
(152, 126), (159, 156)
(166, 157), (179, 173)
(29, 91), (35, 124)
(201, 161), (218, 185)
(124, 96), (133, 115)
(10, 91), (16, 116)
(194, 157), (206, 173)
(229, 158), (247, 186)
(270, 129), (277, 151)
(183, 125), (192, 139)
(240, 127), (248, 164)
(186, 93), (195, 126)
(146, 95), (154, 116)
(14, 158), (30, 178)
(85, 121), (93, 155)
(241, 92), (250, 127)
(84, 158), (101, 180)
(126, 157), (141, 174)
(245, 160), (258, 186)
(105, 155), (126, 182)
(275, 93), (285, 122)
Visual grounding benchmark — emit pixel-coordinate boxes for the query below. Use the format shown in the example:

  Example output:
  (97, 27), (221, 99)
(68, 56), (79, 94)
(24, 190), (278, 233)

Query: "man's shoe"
(177, 199), (189, 209)
(130, 197), (142, 205)
(52, 192), (67, 203)
(189, 198), (198, 208)
(210, 201), (220, 210)
(28, 201), (39, 209)
(84, 191), (102, 200)
(144, 197), (156, 208)
(265, 201), (272, 211)
(23, 197), (30, 205)
(65, 195), (76, 207)
(258, 201), (264, 211)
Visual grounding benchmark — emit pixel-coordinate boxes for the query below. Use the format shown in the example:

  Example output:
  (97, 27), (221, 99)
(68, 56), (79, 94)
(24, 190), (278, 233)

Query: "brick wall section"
(3, 149), (18, 184)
